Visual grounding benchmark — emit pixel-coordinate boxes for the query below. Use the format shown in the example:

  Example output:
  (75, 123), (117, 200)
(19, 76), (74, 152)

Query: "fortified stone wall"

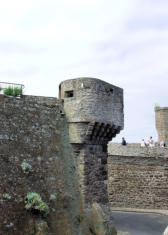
(0, 95), (94, 235)
(108, 143), (168, 210)
(0, 77), (123, 235)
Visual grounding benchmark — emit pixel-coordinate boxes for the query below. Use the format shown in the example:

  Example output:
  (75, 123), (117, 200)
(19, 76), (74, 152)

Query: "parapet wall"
(108, 143), (168, 210)
(108, 142), (168, 157)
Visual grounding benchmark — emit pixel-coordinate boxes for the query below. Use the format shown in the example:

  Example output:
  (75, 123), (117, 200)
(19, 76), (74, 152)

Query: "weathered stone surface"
(90, 203), (117, 235)
(35, 220), (48, 235)
(59, 77), (124, 144)
(72, 144), (109, 205)
(59, 77), (123, 126)
(108, 143), (168, 209)
(0, 95), (92, 235)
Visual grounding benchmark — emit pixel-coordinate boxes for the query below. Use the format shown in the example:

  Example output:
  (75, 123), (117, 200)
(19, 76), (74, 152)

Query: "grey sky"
(0, 0), (167, 143)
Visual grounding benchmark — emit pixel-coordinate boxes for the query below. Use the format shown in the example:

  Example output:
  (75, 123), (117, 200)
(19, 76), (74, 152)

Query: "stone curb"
(111, 207), (168, 216)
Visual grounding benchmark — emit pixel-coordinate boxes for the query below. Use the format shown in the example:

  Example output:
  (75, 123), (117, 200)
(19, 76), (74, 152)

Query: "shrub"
(13, 87), (22, 96)
(21, 161), (32, 173)
(155, 103), (160, 109)
(25, 192), (49, 216)
(3, 86), (13, 96)
(3, 86), (22, 96)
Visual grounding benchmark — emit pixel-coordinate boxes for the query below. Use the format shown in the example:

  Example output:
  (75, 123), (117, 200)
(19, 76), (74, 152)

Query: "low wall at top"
(108, 143), (168, 210)
(108, 143), (168, 157)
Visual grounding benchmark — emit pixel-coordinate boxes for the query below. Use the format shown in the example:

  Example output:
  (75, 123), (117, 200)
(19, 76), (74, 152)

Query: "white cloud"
(62, 0), (103, 7)
(0, 0), (168, 142)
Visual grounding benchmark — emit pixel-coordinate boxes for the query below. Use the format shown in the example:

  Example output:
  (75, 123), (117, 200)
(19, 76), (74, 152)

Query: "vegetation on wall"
(3, 86), (13, 96)
(155, 103), (160, 109)
(21, 161), (32, 173)
(25, 192), (49, 216)
(3, 86), (22, 97)
(13, 87), (22, 96)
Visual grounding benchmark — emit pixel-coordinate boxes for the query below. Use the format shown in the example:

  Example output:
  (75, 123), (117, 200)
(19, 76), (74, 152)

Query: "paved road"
(112, 211), (168, 235)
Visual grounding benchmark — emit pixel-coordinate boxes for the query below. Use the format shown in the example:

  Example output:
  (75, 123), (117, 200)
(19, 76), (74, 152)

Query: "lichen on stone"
(3, 193), (11, 200)
(21, 161), (32, 173)
(49, 194), (56, 201)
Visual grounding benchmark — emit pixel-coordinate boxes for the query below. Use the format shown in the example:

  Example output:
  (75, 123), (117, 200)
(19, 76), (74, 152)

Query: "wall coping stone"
(111, 207), (168, 216)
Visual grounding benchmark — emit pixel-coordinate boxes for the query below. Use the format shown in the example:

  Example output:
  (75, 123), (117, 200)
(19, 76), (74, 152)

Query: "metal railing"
(0, 82), (24, 90)
(0, 82), (25, 96)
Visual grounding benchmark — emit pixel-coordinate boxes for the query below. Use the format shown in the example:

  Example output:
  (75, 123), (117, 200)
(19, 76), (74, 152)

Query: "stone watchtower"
(155, 107), (168, 145)
(59, 77), (124, 205)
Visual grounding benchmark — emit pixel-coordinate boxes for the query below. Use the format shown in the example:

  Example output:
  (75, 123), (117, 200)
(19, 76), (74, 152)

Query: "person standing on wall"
(149, 136), (155, 147)
(160, 140), (166, 147)
(141, 139), (146, 147)
(121, 137), (127, 146)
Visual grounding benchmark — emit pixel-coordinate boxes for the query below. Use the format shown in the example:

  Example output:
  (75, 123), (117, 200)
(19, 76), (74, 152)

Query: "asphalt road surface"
(112, 211), (168, 235)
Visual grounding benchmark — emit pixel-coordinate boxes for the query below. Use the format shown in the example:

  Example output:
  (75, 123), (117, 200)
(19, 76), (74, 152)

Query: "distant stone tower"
(59, 77), (124, 206)
(155, 107), (168, 145)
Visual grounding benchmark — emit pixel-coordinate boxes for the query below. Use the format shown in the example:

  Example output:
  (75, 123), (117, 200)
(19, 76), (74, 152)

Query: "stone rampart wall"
(0, 95), (91, 235)
(108, 143), (168, 210)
